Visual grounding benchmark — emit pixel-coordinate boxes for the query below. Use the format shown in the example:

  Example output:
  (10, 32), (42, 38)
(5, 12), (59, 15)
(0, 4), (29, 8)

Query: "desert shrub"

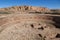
(0, 12), (11, 14)
(45, 12), (60, 15)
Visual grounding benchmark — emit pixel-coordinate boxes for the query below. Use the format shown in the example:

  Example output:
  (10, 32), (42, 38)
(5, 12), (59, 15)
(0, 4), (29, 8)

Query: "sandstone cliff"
(0, 6), (50, 13)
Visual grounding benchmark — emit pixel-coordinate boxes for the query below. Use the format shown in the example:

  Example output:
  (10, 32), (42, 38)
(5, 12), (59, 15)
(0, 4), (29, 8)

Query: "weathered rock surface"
(0, 6), (60, 40)
(0, 6), (50, 13)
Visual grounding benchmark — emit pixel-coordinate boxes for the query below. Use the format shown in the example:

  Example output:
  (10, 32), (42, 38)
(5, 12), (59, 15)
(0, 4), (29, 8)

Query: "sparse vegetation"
(0, 12), (11, 14)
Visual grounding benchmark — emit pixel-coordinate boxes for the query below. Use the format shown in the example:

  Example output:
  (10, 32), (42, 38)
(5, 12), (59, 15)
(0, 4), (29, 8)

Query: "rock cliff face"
(0, 6), (50, 12)
(0, 6), (60, 40)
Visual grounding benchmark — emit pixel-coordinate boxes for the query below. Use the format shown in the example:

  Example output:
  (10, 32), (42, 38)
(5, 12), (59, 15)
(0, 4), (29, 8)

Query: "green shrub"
(0, 12), (11, 14)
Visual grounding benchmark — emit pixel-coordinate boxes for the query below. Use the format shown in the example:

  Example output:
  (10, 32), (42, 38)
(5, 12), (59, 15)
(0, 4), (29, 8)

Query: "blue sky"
(0, 0), (60, 9)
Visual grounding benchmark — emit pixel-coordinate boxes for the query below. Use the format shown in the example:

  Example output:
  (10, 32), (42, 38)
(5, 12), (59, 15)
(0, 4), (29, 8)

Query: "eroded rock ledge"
(0, 6), (60, 40)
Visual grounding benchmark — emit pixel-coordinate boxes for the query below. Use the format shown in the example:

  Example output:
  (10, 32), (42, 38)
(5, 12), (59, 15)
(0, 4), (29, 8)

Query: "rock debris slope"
(0, 6), (60, 40)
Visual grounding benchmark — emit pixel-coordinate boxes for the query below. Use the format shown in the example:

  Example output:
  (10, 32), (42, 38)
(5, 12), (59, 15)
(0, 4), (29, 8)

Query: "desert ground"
(0, 6), (60, 40)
